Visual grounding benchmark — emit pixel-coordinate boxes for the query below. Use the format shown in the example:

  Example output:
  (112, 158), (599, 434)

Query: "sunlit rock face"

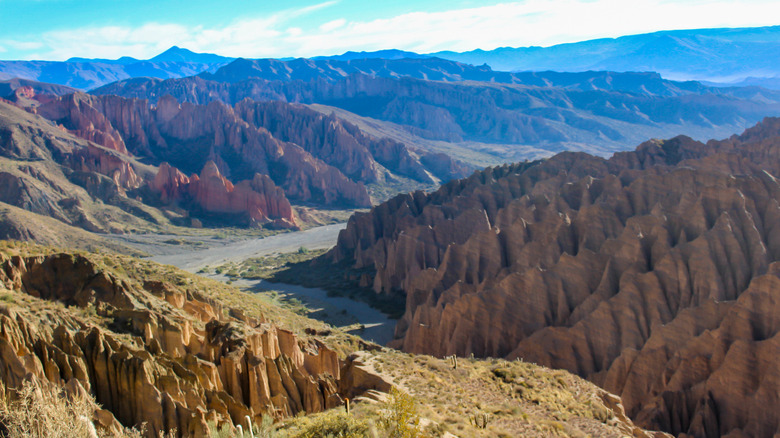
(0, 251), (389, 437)
(327, 118), (780, 437)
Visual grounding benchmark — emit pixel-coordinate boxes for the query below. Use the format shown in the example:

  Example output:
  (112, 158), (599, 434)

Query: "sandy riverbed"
(117, 224), (397, 345)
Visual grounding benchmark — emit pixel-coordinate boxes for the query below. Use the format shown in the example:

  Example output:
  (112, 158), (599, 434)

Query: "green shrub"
(379, 388), (421, 438)
(287, 410), (370, 438)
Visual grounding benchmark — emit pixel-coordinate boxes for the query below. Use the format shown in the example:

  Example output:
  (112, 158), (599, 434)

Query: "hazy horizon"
(1, 0), (780, 61)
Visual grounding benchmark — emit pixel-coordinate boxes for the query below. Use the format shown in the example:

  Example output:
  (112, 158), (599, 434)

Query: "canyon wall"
(325, 118), (780, 437)
(0, 249), (387, 437)
(36, 93), (372, 208)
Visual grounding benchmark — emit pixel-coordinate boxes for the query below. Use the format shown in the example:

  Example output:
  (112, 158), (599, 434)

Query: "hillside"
(320, 118), (780, 437)
(0, 241), (668, 437)
(0, 84), (470, 240)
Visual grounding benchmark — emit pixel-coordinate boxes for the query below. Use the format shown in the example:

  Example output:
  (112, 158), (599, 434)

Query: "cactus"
(236, 424), (244, 437)
(469, 412), (491, 429)
(446, 355), (458, 369)
(345, 398), (351, 415)
(245, 415), (255, 438)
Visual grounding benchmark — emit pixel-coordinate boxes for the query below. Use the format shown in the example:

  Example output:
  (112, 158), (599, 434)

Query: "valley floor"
(110, 223), (398, 345)
(146, 223), (347, 272)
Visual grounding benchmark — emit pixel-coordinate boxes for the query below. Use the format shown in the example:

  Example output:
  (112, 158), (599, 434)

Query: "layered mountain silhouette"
(323, 118), (780, 437)
(432, 25), (780, 84)
(0, 46), (234, 90)
(93, 57), (780, 160)
(4, 26), (780, 90)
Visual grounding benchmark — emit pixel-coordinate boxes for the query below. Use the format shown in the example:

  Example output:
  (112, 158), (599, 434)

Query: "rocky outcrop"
(37, 92), (129, 155)
(0, 249), (388, 437)
(151, 161), (297, 228)
(0, 98), (163, 237)
(234, 99), (434, 184)
(151, 162), (191, 203)
(68, 143), (142, 191)
(324, 118), (780, 437)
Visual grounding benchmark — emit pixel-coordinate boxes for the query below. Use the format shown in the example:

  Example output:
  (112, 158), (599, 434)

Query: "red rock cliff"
(151, 161), (297, 228)
(326, 118), (780, 438)
(36, 93), (372, 208)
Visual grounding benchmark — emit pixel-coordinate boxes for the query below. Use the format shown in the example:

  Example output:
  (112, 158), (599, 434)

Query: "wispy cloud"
(11, 0), (780, 61)
(1, 40), (44, 51)
(319, 19), (346, 32)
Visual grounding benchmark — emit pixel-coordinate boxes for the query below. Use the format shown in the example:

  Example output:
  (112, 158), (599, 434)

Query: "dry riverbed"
(114, 223), (397, 345)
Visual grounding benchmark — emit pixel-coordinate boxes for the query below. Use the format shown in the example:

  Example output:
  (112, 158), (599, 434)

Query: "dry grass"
(0, 380), (143, 438)
(342, 350), (630, 438)
(0, 240), (362, 356)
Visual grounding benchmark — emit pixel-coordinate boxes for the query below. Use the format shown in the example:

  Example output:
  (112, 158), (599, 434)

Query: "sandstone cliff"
(0, 246), (392, 437)
(34, 93), (373, 208)
(0, 242), (675, 438)
(325, 118), (780, 437)
(151, 161), (297, 228)
(234, 99), (434, 184)
(0, 99), (164, 235)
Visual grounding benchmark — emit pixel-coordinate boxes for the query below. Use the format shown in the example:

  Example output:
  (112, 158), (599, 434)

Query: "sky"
(1, 0), (779, 61)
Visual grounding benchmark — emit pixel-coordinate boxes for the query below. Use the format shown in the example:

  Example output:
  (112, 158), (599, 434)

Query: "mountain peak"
(313, 49), (429, 61)
(149, 46), (234, 64)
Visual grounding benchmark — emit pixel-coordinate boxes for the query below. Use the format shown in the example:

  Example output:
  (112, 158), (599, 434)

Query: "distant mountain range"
(0, 47), (234, 90)
(66, 46), (233, 65)
(2, 26), (780, 90)
(92, 56), (780, 162)
(431, 26), (780, 84)
(312, 49), (428, 61)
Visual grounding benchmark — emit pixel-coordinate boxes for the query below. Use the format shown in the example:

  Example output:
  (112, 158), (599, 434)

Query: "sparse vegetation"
(379, 388), (422, 438)
(222, 250), (406, 319)
(284, 410), (371, 438)
(0, 380), (143, 438)
(0, 242), (645, 438)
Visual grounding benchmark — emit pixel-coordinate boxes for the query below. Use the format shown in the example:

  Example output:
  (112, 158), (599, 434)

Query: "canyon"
(0, 242), (667, 437)
(0, 82), (462, 237)
(2, 31), (780, 437)
(323, 118), (780, 437)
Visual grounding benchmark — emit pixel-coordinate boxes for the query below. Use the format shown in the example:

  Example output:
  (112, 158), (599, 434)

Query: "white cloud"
(287, 27), (303, 37)
(14, 0), (780, 61)
(2, 40), (44, 51)
(319, 18), (346, 32)
(41, 23), (187, 59)
(291, 0), (780, 55)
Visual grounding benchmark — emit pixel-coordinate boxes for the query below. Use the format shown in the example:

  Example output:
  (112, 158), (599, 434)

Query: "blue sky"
(1, 0), (779, 61)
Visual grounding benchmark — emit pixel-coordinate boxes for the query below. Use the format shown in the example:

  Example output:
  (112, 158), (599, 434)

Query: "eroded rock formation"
(93, 69), (780, 157)
(234, 99), (436, 184)
(34, 93), (378, 207)
(326, 118), (780, 437)
(151, 161), (297, 228)
(0, 250), (387, 437)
